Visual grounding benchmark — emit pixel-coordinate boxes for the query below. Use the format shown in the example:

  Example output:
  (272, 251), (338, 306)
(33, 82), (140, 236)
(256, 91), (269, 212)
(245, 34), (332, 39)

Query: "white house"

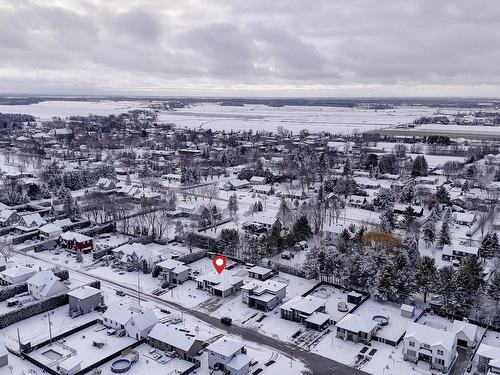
(101, 303), (157, 340)
(335, 313), (380, 344)
(17, 213), (47, 230)
(475, 343), (500, 374)
(250, 214), (281, 230)
(0, 209), (20, 227)
(249, 176), (266, 185)
(39, 223), (63, 239)
(0, 265), (36, 285)
(442, 244), (479, 261)
(451, 320), (478, 348)
(252, 184), (273, 195)
(454, 212), (476, 226)
(280, 295), (327, 325)
(26, 270), (69, 300)
(222, 179), (250, 191)
(241, 279), (287, 311)
(155, 259), (190, 285)
(196, 272), (244, 298)
(403, 322), (457, 373)
(206, 337), (250, 375)
(112, 243), (162, 272)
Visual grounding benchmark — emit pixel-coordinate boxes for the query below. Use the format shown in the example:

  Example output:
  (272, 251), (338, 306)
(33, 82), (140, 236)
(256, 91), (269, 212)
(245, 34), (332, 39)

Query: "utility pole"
(47, 311), (53, 345)
(17, 328), (21, 355)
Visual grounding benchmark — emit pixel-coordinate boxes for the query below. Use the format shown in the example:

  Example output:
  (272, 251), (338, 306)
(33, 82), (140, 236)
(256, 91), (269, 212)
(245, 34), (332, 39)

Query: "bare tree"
(0, 240), (14, 263)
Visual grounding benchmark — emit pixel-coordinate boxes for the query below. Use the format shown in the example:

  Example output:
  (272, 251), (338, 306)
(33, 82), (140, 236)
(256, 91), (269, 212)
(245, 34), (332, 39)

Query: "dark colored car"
(220, 316), (232, 325)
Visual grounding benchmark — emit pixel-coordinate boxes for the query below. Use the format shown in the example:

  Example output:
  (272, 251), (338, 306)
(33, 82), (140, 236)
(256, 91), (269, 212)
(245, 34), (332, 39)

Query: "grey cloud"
(0, 0), (499, 96)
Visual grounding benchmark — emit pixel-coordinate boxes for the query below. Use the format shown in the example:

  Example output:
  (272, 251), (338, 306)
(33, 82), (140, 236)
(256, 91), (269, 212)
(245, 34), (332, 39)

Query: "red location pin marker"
(212, 255), (227, 274)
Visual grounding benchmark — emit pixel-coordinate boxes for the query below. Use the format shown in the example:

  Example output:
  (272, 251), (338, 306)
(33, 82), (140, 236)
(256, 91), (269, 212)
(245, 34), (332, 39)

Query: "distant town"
(0, 97), (499, 375)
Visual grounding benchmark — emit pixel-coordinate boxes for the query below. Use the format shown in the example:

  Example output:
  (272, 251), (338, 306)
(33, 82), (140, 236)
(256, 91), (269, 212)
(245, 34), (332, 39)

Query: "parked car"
(220, 316), (232, 325)
(116, 290), (126, 297)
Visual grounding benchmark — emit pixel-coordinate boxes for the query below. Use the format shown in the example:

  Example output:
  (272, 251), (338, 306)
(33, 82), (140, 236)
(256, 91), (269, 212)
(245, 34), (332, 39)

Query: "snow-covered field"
(0, 100), (147, 120)
(158, 103), (437, 134)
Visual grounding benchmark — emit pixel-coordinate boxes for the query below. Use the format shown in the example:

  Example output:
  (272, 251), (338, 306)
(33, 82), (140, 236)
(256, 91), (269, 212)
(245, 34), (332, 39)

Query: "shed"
(400, 304), (415, 318)
(347, 291), (363, 305)
(58, 356), (81, 375)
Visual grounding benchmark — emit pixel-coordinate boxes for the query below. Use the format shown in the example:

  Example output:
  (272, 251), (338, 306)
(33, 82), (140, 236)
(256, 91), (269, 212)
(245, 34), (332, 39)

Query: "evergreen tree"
(292, 216), (312, 242)
(438, 212), (452, 247)
(479, 233), (495, 259)
(422, 219), (436, 248)
(433, 266), (456, 313)
(227, 193), (239, 219)
(218, 228), (239, 256)
(376, 264), (396, 301)
(454, 256), (484, 316)
(412, 155), (429, 177)
(436, 185), (451, 205)
(417, 256), (437, 302)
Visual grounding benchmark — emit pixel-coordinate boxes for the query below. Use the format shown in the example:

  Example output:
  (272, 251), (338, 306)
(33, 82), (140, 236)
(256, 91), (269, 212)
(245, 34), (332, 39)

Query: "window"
(421, 343), (430, 349)
(437, 349), (443, 356)
(435, 358), (445, 366)
(409, 341), (415, 347)
(407, 349), (417, 357)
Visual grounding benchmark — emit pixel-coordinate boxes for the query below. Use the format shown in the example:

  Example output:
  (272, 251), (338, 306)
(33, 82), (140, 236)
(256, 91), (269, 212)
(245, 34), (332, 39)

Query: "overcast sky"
(1, 0), (500, 97)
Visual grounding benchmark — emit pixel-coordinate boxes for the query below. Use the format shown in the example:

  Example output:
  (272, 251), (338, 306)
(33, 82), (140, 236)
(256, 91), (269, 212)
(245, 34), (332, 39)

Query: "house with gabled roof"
(148, 324), (204, 363)
(280, 295), (328, 325)
(206, 337), (250, 375)
(26, 270), (69, 300)
(335, 313), (380, 344)
(403, 322), (457, 373)
(241, 279), (287, 311)
(101, 303), (157, 340)
(0, 265), (36, 285)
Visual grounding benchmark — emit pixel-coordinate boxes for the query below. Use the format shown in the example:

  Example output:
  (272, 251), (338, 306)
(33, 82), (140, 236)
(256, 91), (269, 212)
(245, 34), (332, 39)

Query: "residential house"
(250, 214), (281, 231)
(416, 176), (439, 185)
(67, 285), (103, 315)
(247, 266), (273, 281)
(475, 343), (500, 374)
(59, 232), (93, 253)
(195, 272), (244, 298)
(323, 223), (345, 243)
(454, 213), (477, 226)
(280, 295), (327, 325)
(252, 184), (273, 195)
(17, 213), (47, 230)
(241, 279), (287, 311)
(335, 313), (380, 344)
(249, 176), (266, 185)
(222, 179), (250, 191)
(349, 195), (367, 208)
(403, 322), (457, 373)
(0, 265), (36, 285)
(112, 243), (162, 272)
(39, 223), (63, 239)
(206, 337), (250, 375)
(0, 209), (20, 227)
(26, 270), (69, 300)
(148, 324), (204, 363)
(393, 204), (424, 217)
(442, 244), (479, 261)
(162, 173), (182, 183)
(155, 259), (190, 285)
(96, 177), (116, 190)
(101, 303), (157, 340)
(451, 320), (478, 348)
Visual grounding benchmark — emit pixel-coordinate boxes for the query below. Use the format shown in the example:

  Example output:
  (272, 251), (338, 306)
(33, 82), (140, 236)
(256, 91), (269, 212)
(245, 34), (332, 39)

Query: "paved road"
(15, 249), (367, 375)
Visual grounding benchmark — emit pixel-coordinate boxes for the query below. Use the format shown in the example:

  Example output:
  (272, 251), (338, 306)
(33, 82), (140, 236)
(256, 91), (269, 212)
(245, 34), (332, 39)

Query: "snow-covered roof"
(442, 244), (479, 257)
(60, 231), (92, 242)
(102, 303), (144, 326)
(454, 212), (476, 223)
(58, 356), (81, 371)
(227, 353), (251, 371)
(67, 285), (101, 300)
(26, 270), (58, 287)
(1, 265), (36, 279)
(280, 295), (326, 315)
(305, 312), (331, 326)
(148, 324), (201, 352)
(336, 313), (379, 334)
(253, 184), (272, 192)
(401, 304), (415, 313)
(251, 214), (278, 226)
(451, 320), (478, 342)
(476, 343), (500, 361)
(206, 337), (245, 357)
(19, 213), (46, 227)
(39, 223), (62, 234)
(0, 209), (16, 222)
(404, 322), (456, 351)
(249, 176), (266, 183)
(52, 218), (73, 227)
(248, 266), (272, 276)
(156, 259), (190, 274)
(129, 309), (157, 331)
